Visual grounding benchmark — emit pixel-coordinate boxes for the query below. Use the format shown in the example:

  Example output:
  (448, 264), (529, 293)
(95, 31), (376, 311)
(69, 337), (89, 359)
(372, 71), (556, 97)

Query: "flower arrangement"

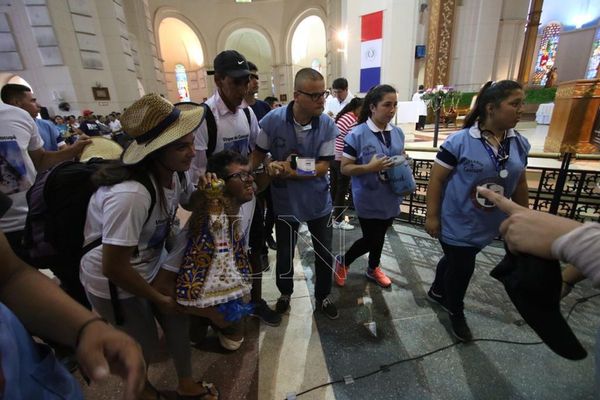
(421, 85), (462, 112)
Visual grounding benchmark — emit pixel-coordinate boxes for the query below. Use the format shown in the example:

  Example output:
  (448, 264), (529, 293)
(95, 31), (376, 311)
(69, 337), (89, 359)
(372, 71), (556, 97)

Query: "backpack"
(23, 159), (156, 268)
(203, 103), (252, 157)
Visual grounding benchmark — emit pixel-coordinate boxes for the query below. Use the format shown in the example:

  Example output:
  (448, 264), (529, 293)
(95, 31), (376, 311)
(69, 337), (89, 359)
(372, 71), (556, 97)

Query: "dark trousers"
(248, 198), (265, 303)
(343, 217), (394, 270)
(330, 160), (352, 223)
(258, 186), (275, 243)
(415, 115), (426, 130)
(275, 214), (333, 301)
(431, 241), (480, 314)
(5, 229), (91, 309)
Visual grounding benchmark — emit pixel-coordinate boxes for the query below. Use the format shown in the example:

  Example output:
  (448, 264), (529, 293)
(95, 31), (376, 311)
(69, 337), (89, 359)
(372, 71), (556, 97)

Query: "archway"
(289, 15), (327, 84)
(225, 28), (273, 100)
(157, 17), (207, 103)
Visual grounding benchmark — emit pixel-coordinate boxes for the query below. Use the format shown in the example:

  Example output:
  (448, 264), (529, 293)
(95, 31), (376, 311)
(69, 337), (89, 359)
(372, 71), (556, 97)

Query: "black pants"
(5, 229), (91, 309)
(343, 217), (393, 270)
(258, 186), (275, 243)
(275, 214), (332, 301)
(415, 115), (426, 130)
(431, 241), (480, 314)
(330, 160), (352, 223)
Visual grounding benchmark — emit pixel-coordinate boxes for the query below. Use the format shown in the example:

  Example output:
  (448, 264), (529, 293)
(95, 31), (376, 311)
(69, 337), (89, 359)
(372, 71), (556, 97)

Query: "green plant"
(524, 87), (557, 104)
(421, 86), (462, 111)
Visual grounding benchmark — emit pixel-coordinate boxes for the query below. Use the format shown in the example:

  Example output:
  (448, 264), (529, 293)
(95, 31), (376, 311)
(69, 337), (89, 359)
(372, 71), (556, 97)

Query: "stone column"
(424, 0), (456, 88)
(516, 0), (543, 85)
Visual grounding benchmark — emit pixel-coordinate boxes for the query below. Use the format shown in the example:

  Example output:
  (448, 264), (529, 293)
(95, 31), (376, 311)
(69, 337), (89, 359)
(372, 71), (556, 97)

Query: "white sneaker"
(333, 220), (354, 230)
(217, 331), (244, 351)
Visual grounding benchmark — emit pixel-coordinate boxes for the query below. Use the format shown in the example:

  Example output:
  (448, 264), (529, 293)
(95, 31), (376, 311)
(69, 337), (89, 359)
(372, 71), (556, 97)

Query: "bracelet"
(562, 281), (575, 288)
(75, 317), (108, 348)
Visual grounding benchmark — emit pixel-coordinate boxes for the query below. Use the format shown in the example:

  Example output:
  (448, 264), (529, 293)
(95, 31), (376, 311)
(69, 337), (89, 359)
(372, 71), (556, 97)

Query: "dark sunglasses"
(297, 90), (326, 102)
(225, 171), (254, 183)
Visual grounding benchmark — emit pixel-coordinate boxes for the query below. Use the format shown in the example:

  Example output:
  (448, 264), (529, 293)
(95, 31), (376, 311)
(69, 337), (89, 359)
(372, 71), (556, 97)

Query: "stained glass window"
(533, 23), (562, 86)
(175, 64), (190, 102)
(585, 28), (600, 79)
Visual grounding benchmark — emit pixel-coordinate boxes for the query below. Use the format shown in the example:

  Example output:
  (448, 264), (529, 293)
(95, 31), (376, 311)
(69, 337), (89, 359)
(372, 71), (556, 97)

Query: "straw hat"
(121, 94), (204, 165)
(79, 137), (123, 162)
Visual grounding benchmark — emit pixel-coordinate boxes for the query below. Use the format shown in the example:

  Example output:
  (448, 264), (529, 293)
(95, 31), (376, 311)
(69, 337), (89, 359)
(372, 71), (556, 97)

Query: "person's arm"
(511, 171), (529, 208)
(0, 232), (145, 400)
(102, 244), (179, 314)
(28, 135), (91, 171)
(424, 163), (453, 238)
(341, 153), (395, 176)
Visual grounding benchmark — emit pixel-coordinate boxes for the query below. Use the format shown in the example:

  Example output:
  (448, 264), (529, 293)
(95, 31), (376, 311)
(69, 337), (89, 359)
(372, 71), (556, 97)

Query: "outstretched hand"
(477, 186), (582, 259)
(76, 321), (146, 400)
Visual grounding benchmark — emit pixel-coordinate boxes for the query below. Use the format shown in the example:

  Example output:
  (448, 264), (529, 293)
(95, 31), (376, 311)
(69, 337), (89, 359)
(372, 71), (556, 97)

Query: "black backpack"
(187, 103), (251, 157)
(24, 158), (156, 268)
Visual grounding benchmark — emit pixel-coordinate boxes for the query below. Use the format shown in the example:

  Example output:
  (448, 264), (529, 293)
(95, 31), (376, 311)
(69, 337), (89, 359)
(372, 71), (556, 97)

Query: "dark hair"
(418, 84), (425, 91)
(357, 84), (397, 124)
(332, 78), (348, 90)
(294, 68), (323, 90)
(247, 61), (257, 71)
(1, 83), (31, 104)
(463, 80), (523, 128)
(335, 97), (363, 123)
(264, 96), (278, 107)
(206, 150), (249, 179)
(92, 149), (172, 213)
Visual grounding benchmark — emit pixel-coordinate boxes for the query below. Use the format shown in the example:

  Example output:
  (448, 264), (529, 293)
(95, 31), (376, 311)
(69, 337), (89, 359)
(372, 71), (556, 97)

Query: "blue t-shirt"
(343, 119), (405, 219)
(435, 126), (530, 248)
(250, 100), (272, 123)
(256, 102), (337, 222)
(35, 119), (63, 151)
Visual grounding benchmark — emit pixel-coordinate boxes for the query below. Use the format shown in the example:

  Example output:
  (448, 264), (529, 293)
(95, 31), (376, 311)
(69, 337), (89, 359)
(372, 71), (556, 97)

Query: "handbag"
(386, 157), (416, 196)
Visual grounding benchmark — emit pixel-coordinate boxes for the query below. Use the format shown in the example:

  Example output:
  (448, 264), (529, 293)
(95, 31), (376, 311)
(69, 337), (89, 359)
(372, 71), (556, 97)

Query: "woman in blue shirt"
(425, 80), (530, 341)
(335, 84), (406, 288)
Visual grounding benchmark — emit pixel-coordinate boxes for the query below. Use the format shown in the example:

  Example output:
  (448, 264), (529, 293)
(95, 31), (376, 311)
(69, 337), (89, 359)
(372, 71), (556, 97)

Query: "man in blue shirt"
(251, 68), (339, 319)
(35, 118), (66, 151)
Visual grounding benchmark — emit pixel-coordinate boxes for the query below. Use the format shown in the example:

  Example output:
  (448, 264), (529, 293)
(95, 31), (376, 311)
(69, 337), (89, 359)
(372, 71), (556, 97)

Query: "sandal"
(176, 381), (219, 400)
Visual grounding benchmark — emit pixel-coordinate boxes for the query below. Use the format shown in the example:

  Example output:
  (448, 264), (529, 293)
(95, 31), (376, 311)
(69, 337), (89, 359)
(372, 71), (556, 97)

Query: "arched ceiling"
(224, 28), (272, 73)
(291, 15), (326, 68)
(158, 17), (205, 71)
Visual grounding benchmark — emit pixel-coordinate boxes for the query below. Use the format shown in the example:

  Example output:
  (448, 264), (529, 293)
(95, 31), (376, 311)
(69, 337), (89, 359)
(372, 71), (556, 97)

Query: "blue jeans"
(275, 214), (333, 302)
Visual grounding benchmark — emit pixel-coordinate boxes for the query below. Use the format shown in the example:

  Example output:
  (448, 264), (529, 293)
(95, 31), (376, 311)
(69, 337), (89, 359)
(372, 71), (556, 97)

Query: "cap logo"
(237, 60), (244, 64)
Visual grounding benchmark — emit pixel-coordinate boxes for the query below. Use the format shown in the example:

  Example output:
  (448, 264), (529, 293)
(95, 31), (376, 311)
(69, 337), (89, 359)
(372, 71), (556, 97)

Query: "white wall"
(342, 0), (419, 100)
(554, 27), (596, 83)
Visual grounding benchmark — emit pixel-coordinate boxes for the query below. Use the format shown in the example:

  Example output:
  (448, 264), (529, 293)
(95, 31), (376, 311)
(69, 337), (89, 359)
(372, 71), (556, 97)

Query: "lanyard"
(480, 131), (510, 178)
(373, 130), (392, 156)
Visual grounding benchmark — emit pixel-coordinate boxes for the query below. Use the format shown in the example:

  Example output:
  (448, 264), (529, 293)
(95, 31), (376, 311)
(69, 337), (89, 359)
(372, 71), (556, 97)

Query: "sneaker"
(250, 299), (282, 326)
(366, 267), (392, 288)
(275, 295), (291, 314)
(334, 255), (348, 287)
(333, 220), (354, 230)
(318, 296), (339, 319)
(449, 312), (473, 342)
(426, 288), (450, 313)
(217, 331), (244, 351)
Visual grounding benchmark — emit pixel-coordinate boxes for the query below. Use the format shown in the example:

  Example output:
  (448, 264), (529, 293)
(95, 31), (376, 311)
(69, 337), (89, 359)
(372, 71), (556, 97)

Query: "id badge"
(296, 157), (316, 176)
(474, 182), (504, 209)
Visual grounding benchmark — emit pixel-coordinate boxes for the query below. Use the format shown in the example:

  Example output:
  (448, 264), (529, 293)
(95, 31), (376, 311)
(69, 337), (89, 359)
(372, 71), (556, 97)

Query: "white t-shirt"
(0, 103), (44, 232)
(324, 91), (353, 118)
(80, 172), (194, 299)
(190, 90), (260, 184)
(161, 195), (256, 273)
(411, 91), (428, 116)
(109, 119), (122, 133)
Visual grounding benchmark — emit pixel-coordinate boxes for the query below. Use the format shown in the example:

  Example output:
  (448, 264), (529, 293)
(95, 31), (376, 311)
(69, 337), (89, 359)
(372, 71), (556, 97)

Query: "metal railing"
(397, 150), (600, 225)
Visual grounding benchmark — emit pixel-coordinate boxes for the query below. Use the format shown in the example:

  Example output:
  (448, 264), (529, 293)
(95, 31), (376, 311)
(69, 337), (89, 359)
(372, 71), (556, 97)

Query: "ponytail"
(462, 80), (522, 128)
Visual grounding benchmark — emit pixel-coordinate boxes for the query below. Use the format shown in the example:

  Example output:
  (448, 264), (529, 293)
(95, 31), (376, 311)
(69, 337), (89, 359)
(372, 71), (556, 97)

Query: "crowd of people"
(0, 47), (598, 400)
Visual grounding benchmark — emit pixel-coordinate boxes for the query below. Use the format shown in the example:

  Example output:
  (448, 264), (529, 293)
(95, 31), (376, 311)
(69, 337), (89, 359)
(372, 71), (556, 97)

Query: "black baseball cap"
(207, 50), (250, 78)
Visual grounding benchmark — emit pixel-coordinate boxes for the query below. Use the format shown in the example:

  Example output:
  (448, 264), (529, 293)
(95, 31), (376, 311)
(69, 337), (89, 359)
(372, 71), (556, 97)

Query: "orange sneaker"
(366, 266), (392, 288)
(334, 255), (348, 287)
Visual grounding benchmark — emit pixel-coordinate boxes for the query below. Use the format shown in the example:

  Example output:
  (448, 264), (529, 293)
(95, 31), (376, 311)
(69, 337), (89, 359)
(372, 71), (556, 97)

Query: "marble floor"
(77, 219), (600, 400)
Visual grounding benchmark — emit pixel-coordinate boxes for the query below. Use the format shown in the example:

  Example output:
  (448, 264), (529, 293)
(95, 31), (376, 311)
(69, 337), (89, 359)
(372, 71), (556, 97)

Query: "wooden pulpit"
(544, 78), (600, 154)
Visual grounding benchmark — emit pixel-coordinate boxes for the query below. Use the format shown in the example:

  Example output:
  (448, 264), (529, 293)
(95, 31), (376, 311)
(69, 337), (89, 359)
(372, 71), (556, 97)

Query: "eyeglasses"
(297, 90), (327, 102)
(225, 171), (254, 183)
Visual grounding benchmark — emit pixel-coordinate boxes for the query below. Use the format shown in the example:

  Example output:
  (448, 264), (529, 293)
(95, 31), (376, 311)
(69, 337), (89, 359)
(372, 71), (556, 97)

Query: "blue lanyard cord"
(480, 132), (510, 172)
